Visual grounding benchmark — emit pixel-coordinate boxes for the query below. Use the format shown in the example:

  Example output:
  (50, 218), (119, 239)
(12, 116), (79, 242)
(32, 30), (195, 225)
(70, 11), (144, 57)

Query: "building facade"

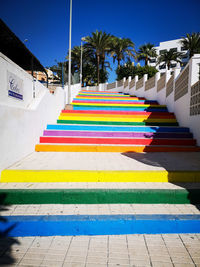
(148, 39), (189, 73)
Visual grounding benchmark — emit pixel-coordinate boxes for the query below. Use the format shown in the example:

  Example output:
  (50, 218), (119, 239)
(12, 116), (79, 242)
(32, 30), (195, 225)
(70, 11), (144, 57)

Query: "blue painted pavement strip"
(1, 215), (200, 237)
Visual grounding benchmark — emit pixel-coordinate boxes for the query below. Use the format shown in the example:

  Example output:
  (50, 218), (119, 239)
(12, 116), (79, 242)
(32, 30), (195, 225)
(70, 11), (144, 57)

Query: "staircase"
(1, 90), (200, 239)
(35, 90), (199, 153)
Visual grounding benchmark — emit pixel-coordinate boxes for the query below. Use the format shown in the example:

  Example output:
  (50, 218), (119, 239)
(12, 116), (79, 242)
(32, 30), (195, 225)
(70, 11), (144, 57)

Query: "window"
(149, 58), (156, 63)
(181, 47), (187, 51)
(170, 48), (177, 52)
(181, 54), (188, 59)
(159, 49), (167, 55)
(170, 63), (177, 68)
(159, 64), (166, 70)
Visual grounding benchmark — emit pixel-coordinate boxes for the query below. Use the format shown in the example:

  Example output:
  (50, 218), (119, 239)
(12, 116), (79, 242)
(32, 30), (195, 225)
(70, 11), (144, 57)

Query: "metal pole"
(68, 0), (72, 104)
(80, 40), (82, 87)
(62, 63), (64, 88)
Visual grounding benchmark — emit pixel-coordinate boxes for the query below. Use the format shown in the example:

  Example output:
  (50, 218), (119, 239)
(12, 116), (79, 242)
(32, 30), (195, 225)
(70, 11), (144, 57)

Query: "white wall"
(64, 83), (81, 104)
(0, 53), (65, 173)
(133, 55), (200, 145)
(0, 53), (48, 109)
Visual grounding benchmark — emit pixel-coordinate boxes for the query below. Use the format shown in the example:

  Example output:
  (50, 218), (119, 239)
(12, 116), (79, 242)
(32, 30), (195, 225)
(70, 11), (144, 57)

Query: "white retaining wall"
(110, 55), (200, 145)
(64, 83), (81, 104)
(0, 53), (65, 173)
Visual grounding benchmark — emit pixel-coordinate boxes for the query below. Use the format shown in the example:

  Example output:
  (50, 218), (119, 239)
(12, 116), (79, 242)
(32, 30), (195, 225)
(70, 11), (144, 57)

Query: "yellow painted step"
(60, 112), (175, 119)
(72, 102), (166, 108)
(58, 115), (177, 123)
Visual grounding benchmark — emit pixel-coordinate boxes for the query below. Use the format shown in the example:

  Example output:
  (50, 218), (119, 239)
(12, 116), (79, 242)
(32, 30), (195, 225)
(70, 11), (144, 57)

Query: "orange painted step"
(35, 144), (200, 153)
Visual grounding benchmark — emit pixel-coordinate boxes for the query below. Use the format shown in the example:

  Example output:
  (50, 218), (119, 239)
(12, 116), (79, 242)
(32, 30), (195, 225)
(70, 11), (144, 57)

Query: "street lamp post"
(80, 37), (85, 87)
(68, 0), (72, 104)
(80, 40), (83, 87)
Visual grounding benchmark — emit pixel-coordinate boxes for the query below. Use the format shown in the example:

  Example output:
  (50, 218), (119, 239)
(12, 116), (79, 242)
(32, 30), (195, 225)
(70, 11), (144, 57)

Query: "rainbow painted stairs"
(1, 90), (200, 237)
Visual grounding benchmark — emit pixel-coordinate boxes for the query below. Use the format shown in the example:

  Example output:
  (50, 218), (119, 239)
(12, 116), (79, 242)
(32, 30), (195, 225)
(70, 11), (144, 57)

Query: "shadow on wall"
(0, 193), (19, 265)
(121, 152), (200, 211)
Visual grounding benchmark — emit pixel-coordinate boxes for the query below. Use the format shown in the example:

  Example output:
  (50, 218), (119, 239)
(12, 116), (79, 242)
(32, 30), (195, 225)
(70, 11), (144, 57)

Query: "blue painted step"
(47, 124), (190, 133)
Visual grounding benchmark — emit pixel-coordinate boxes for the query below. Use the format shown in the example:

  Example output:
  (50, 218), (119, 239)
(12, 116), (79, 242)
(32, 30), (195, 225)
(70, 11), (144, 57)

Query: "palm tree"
(69, 46), (82, 72)
(180, 33), (200, 58)
(137, 43), (157, 66)
(157, 50), (183, 70)
(84, 30), (111, 85)
(109, 37), (135, 68)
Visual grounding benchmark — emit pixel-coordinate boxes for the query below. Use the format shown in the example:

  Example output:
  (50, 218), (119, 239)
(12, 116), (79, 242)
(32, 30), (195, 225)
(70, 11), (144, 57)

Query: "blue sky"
(1, 0), (200, 82)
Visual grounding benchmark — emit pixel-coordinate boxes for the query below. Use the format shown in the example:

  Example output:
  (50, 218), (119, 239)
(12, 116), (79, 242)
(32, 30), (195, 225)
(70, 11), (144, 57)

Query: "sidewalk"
(1, 234), (200, 266)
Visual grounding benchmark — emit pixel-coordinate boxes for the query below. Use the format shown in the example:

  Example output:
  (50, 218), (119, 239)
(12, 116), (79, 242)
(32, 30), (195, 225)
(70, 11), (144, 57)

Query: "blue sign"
(7, 71), (23, 100)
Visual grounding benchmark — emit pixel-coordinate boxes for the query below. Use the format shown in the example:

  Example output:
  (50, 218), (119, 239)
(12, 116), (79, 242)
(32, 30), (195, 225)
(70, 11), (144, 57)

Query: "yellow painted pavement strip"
(1, 169), (200, 183)
(58, 115), (176, 123)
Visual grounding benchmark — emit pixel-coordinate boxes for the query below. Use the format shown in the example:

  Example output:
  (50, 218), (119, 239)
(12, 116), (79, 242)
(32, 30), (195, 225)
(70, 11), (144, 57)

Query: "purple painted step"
(43, 130), (193, 139)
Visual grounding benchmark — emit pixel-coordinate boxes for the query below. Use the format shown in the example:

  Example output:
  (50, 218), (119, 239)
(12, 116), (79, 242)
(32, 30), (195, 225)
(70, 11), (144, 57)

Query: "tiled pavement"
(1, 204), (200, 216)
(1, 234), (200, 267)
(1, 151), (200, 266)
(2, 182), (200, 189)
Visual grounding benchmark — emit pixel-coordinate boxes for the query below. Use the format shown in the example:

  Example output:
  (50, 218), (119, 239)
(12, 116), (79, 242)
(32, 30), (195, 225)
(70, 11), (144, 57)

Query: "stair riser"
(58, 116), (177, 123)
(35, 144), (200, 153)
(47, 125), (189, 132)
(60, 114), (176, 120)
(62, 110), (175, 117)
(43, 130), (192, 139)
(39, 137), (196, 146)
(1, 189), (199, 204)
(73, 100), (158, 104)
(76, 96), (146, 100)
(2, 170), (200, 183)
(73, 106), (168, 111)
(57, 120), (179, 126)
(73, 103), (166, 108)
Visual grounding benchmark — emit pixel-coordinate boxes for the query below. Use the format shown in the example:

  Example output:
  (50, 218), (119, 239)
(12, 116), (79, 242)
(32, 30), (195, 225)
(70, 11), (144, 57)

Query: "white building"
(148, 38), (189, 73)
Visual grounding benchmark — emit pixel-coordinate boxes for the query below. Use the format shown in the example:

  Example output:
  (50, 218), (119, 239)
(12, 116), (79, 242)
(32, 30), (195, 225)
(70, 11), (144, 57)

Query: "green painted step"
(0, 189), (200, 204)
(57, 120), (179, 126)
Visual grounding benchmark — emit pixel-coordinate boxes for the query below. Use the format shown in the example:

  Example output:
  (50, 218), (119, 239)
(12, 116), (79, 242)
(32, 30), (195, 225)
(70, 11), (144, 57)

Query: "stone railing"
(157, 73), (166, 92)
(107, 82), (116, 90)
(129, 78), (135, 89)
(136, 78), (143, 90)
(124, 79), (128, 88)
(166, 73), (174, 97)
(117, 79), (124, 87)
(145, 76), (156, 91)
(174, 65), (189, 101)
(190, 80), (200, 116)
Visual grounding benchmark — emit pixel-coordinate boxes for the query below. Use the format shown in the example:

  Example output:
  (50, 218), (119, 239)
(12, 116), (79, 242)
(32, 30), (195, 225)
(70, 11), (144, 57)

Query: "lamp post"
(68, 0), (72, 104)
(80, 37), (85, 87)
(80, 40), (83, 87)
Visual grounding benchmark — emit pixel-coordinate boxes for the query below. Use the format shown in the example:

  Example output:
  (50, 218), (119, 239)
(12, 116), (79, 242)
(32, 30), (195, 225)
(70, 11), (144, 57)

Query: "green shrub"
(116, 64), (158, 80)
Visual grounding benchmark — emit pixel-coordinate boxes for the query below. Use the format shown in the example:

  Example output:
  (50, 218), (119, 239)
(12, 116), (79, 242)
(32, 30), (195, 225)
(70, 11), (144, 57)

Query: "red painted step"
(40, 136), (196, 146)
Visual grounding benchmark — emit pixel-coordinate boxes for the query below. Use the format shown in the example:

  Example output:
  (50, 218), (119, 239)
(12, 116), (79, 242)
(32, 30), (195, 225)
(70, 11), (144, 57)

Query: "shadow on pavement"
(0, 193), (19, 265)
(121, 152), (200, 211)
